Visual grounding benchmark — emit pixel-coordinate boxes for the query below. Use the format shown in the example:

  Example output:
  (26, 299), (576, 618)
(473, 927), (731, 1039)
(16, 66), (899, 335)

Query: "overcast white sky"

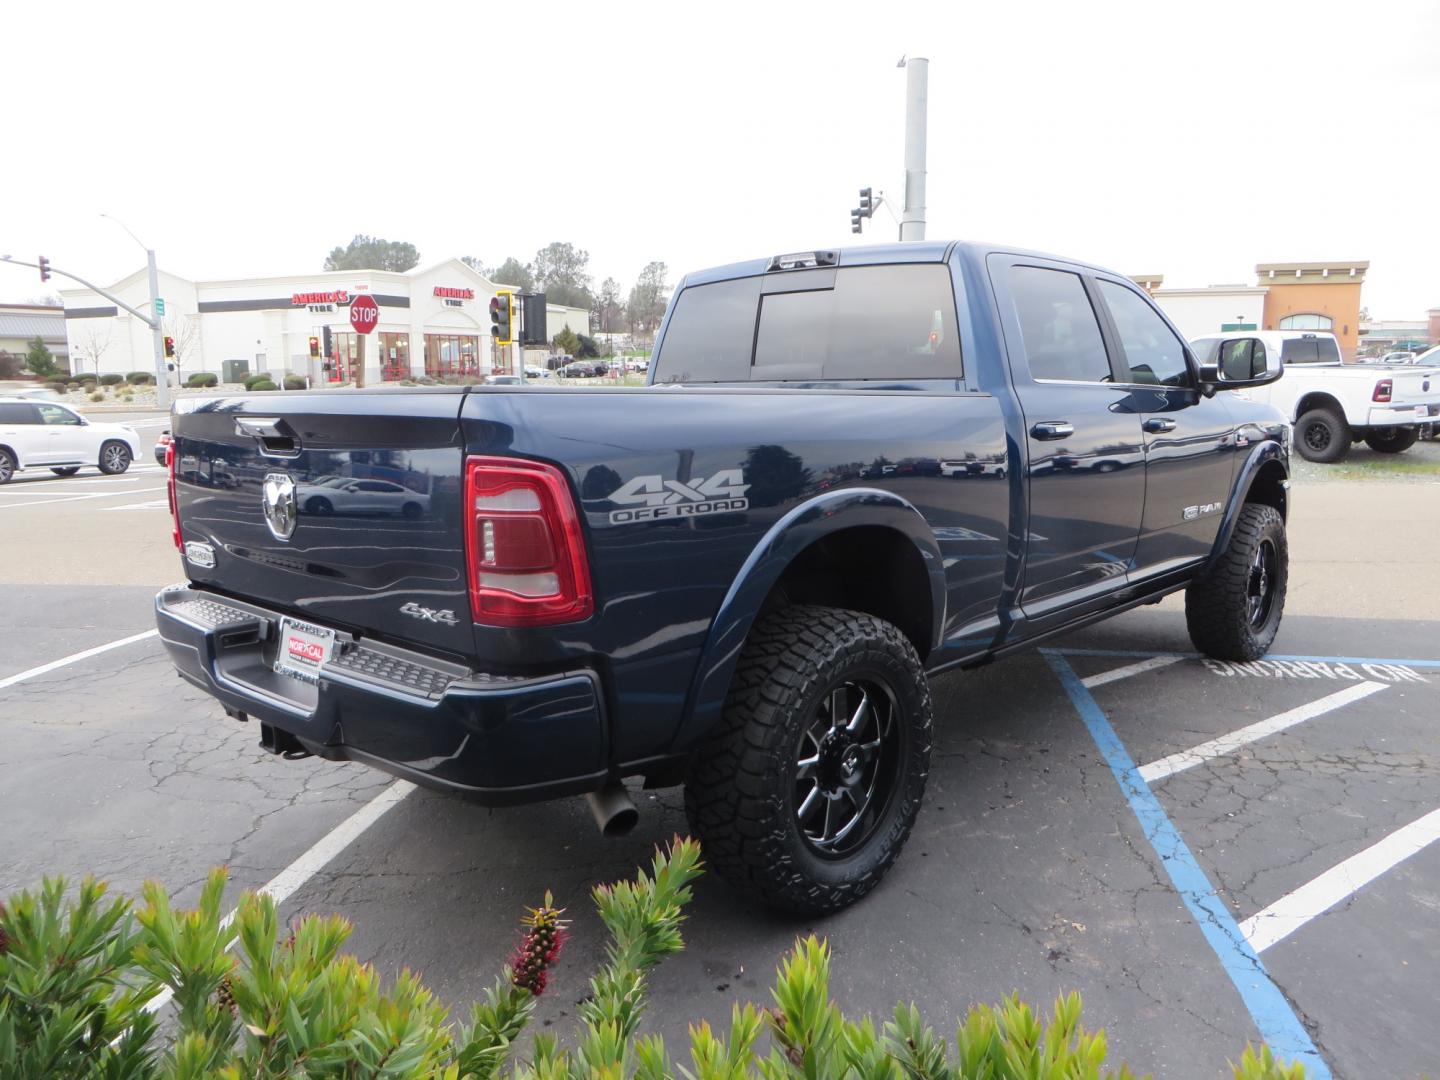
(4, 0), (1435, 317)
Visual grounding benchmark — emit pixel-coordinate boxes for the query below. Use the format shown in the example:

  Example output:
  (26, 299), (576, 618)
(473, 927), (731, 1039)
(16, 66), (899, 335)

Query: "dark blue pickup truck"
(157, 241), (1292, 912)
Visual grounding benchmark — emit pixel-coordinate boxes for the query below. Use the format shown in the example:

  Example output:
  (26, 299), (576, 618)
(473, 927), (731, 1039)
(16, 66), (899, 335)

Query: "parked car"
(625, 357), (651, 373)
(158, 241), (1291, 912)
(1375, 351), (1418, 364)
(0, 397), (141, 483)
(523, 366), (552, 380)
(1189, 330), (1440, 462)
(155, 430), (173, 466)
(296, 476), (429, 519)
(560, 361), (601, 378)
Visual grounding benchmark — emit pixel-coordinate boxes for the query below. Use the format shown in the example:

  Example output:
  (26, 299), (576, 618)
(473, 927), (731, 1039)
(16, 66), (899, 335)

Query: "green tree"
(626, 260), (669, 337)
(596, 276), (623, 333)
(533, 241), (594, 309)
(323, 234), (420, 272)
(490, 256), (536, 292)
(552, 326), (581, 356)
(460, 255), (485, 273)
(24, 336), (59, 377)
(0, 349), (22, 378)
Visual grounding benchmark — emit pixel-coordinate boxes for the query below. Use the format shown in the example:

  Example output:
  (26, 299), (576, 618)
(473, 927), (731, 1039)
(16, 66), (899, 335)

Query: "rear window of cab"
(654, 264), (962, 383)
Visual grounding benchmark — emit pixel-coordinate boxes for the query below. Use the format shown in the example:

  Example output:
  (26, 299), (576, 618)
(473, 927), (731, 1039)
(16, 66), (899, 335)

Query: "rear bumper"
(154, 585), (608, 805)
(1364, 404), (1439, 427)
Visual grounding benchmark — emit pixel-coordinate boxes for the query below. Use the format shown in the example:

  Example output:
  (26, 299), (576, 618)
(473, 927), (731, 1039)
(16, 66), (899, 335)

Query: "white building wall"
(1151, 288), (1268, 341)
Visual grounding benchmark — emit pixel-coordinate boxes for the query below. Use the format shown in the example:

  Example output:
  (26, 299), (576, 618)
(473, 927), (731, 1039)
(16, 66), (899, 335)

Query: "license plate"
(274, 617), (336, 681)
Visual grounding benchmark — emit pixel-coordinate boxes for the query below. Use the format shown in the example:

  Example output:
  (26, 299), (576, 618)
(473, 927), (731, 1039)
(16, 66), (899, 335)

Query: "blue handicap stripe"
(1042, 649), (1330, 1078)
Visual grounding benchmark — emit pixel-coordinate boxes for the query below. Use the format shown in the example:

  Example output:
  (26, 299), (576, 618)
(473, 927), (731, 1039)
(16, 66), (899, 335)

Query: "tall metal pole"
(145, 248), (170, 409)
(900, 57), (929, 242)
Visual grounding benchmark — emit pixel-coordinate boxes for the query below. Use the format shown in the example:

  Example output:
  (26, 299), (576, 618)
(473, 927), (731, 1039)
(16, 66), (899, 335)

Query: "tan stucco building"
(1255, 261), (1368, 358)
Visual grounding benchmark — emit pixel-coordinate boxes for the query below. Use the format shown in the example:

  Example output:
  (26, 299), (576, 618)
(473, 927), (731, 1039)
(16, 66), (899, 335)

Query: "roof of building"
(0, 310), (67, 340)
(1255, 261), (1369, 275)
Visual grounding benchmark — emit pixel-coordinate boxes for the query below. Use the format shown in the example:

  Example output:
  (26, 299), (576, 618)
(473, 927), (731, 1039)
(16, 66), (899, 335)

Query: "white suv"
(0, 398), (142, 483)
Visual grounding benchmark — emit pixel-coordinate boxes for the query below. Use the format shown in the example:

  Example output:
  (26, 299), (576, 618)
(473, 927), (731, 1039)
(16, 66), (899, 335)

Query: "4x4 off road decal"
(608, 469), (749, 523)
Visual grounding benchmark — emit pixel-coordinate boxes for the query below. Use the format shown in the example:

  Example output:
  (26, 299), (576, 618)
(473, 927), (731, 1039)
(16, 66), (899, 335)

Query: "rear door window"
(1007, 266), (1113, 382)
(1097, 280), (1191, 386)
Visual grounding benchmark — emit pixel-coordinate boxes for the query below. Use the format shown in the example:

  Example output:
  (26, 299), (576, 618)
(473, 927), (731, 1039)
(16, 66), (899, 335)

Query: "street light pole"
(899, 56), (929, 242)
(102, 215), (170, 410)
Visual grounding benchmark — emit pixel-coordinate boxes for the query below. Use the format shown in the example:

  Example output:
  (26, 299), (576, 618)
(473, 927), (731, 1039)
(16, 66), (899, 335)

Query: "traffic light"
(322, 327), (333, 359)
(164, 336), (175, 359)
(38, 256), (50, 283)
(859, 188), (873, 215)
(850, 209), (863, 234)
(489, 290), (514, 345)
(308, 336), (320, 358)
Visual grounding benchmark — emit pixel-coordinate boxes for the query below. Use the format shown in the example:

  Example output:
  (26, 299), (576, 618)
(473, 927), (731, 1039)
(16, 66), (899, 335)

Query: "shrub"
(88, 391), (104, 402)
(127, 371), (154, 384)
(65, 375), (83, 386)
(247, 379), (277, 391)
(282, 374), (307, 390)
(186, 372), (218, 388)
(45, 382), (67, 393)
(242, 373), (272, 390)
(98, 373), (124, 386)
(0, 839), (1309, 1079)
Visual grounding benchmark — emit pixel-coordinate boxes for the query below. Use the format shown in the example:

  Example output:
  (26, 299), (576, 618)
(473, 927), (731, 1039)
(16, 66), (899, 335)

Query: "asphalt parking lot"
(2, 414), (1436, 1079)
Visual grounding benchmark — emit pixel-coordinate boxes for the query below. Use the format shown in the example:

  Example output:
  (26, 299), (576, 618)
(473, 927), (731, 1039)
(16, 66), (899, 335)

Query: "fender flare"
(671, 487), (946, 753)
(1205, 441), (1288, 572)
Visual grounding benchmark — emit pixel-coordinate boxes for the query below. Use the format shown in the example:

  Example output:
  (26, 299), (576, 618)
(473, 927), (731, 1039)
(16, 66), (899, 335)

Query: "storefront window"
(424, 334), (481, 380)
(379, 333), (411, 381)
(328, 332), (359, 383)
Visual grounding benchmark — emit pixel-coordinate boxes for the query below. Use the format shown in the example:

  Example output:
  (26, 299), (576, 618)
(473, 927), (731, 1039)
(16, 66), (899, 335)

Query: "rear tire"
(0, 448), (14, 484)
(50, 466), (81, 476)
(684, 605), (932, 914)
(1362, 427), (1418, 454)
(98, 441), (132, 475)
(1185, 504), (1287, 661)
(1294, 407), (1351, 463)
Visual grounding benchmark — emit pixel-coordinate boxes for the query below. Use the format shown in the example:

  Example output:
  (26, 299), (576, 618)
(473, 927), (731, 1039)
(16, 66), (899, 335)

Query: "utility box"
(521, 293), (548, 346)
(222, 358), (250, 384)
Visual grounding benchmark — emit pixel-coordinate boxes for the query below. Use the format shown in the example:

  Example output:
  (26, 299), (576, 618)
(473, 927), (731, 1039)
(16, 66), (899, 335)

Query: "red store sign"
(292, 290), (351, 306)
(433, 286), (475, 300)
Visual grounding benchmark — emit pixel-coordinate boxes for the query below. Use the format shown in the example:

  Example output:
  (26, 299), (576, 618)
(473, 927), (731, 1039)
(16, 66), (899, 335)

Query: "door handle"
(1143, 417), (1177, 434)
(1030, 421), (1073, 441)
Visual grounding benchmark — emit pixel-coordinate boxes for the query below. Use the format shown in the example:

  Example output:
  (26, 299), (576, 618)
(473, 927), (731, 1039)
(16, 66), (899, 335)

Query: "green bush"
(45, 382), (67, 393)
(186, 372), (218, 388)
(242, 373), (272, 390)
(98, 373), (124, 386)
(282, 374), (307, 390)
(247, 379), (278, 392)
(0, 839), (1309, 1079)
(127, 371), (154, 384)
(88, 391), (104, 402)
(64, 375), (83, 386)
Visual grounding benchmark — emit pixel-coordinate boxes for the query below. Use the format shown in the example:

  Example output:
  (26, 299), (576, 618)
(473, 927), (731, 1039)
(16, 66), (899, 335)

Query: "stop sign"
(349, 293), (379, 335)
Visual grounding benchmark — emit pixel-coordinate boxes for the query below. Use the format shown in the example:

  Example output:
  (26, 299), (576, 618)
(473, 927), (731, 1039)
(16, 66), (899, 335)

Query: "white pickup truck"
(1190, 331), (1440, 462)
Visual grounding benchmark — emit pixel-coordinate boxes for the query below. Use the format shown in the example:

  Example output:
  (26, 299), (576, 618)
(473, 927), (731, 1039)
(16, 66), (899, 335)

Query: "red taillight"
(1373, 379), (1393, 402)
(166, 442), (181, 551)
(463, 455), (593, 626)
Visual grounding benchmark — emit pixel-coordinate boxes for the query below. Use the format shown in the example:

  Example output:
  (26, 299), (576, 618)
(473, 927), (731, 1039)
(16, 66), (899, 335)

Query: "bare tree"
(74, 324), (112, 376)
(163, 313), (201, 375)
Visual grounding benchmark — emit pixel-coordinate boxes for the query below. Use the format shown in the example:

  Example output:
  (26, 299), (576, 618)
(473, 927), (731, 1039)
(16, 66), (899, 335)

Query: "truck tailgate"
(171, 390), (471, 657)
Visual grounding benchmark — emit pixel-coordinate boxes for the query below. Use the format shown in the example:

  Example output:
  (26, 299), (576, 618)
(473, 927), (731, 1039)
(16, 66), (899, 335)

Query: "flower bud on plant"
(508, 891), (568, 996)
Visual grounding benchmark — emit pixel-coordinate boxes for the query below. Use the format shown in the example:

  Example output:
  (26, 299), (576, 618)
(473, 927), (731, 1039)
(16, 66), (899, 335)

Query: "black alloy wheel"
(1247, 537), (1278, 630)
(793, 676), (902, 857)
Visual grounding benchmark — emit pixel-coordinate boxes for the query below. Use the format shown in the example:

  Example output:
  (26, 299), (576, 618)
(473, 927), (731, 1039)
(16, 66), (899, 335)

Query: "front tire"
(1295, 407), (1351, 463)
(0, 448), (14, 484)
(684, 605), (932, 914)
(98, 441), (132, 474)
(1185, 504), (1288, 661)
(1363, 427), (1419, 454)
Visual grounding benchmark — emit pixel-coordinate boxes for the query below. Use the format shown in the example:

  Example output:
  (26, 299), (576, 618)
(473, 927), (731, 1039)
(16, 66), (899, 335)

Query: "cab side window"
(1098, 281), (1191, 387)
(37, 404), (82, 426)
(1008, 266), (1112, 383)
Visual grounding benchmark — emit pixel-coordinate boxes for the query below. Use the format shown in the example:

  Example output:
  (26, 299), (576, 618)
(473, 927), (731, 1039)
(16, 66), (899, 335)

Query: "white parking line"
(1239, 806), (1440, 953)
(103, 499), (169, 511)
(0, 629), (160, 691)
(142, 779), (416, 1017)
(0, 486), (166, 510)
(1138, 680), (1390, 784)
(1082, 655), (1183, 689)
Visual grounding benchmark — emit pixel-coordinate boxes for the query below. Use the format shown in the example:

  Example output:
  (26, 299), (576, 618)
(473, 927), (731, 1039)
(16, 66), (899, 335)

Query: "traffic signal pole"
(899, 57), (928, 242)
(0, 253), (169, 408)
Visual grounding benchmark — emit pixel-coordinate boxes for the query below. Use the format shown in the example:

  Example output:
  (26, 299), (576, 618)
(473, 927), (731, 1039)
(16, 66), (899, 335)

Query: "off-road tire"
(0, 448), (14, 484)
(684, 604), (932, 914)
(98, 441), (132, 475)
(1185, 504), (1287, 661)
(1295, 407), (1351, 463)
(50, 466), (81, 476)
(1363, 427), (1419, 454)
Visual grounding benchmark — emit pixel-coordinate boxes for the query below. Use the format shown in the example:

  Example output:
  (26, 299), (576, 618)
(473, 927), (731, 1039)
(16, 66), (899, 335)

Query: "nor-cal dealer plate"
(274, 616), (337, 682)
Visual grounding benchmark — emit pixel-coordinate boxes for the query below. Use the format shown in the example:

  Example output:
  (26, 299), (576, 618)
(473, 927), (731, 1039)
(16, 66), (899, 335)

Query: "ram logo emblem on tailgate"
(261, 473), (298, 540)
(608, 469), (750, 523)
